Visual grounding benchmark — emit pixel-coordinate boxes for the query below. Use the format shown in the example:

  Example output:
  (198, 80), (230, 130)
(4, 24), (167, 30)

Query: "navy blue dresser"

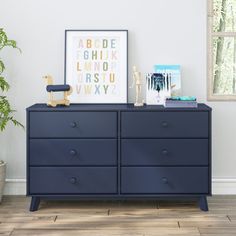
(26, 103), (212, 211)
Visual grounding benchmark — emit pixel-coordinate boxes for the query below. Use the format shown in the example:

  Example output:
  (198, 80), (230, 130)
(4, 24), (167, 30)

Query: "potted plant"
(0, 28), (23, 202)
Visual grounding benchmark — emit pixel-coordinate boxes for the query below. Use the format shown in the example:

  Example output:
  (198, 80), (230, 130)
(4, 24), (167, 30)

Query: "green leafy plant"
(0, 28), (23, 131)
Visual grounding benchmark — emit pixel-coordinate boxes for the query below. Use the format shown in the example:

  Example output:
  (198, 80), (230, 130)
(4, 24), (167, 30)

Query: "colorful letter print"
(65, 30), (128, 103)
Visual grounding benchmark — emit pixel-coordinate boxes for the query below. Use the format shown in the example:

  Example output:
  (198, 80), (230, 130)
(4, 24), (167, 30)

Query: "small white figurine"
(130, 66), (144, 107)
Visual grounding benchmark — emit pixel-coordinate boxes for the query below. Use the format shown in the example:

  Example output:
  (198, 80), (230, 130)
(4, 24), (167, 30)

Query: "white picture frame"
(65, 30), (128, 103)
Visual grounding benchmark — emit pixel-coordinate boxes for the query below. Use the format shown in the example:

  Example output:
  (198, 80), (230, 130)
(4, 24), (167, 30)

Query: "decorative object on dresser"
(146, 73), (171, 105)
(65, 30), (128, 103)
(26, 103), (212, 212)
(43, 75), (73, 107)
(0, 28), (23, 202)
(164, 96), (198, 108)
(154, 65), (181, 96)
(130, 66), (144, 107)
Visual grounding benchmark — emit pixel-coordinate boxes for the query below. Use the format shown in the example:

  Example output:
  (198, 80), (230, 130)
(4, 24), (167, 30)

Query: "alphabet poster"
(65, 30), (128, 103)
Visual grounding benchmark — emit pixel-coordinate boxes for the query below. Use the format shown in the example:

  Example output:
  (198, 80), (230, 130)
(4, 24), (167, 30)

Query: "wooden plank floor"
(0, 196), (236, 235)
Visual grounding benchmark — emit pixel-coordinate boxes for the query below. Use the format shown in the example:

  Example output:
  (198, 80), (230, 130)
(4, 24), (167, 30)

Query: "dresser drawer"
(121, 167), (208, 194)
(30, 139), (117, 166)
(30, 167), (117, 194)
(121, 139), (208, 166)
(121, 111), (209, 138)
(29, 112), (117, 138)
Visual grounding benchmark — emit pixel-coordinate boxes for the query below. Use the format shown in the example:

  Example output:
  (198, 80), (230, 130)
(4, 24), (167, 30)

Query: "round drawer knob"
(162, 177), (168, 184)
(161, 121), (168, 128)
(70, 149), (77, 156)
(70, 122), (77, 128)
(161, 149), (168, 155)
(70, 177), (77, 184)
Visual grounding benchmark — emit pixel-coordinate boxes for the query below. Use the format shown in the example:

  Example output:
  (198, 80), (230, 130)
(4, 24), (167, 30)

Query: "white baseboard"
(3, 178), (236, 195)
(212, 178), (236, 195)
(4, 179), (26, 195)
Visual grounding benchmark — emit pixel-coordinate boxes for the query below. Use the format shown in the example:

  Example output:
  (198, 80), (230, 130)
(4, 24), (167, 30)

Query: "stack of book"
(164, 96), (197, 108)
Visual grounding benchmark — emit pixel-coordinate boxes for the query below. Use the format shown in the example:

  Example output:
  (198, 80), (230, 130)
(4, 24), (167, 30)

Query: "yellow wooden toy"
(43, 75), (73, 107)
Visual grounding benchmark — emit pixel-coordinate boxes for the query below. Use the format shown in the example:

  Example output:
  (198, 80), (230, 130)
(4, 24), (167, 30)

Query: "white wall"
(0, 0), (236, 194)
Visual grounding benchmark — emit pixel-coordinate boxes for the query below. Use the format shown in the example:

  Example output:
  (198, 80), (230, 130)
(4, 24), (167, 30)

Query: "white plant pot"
(0, 162), (6, 203)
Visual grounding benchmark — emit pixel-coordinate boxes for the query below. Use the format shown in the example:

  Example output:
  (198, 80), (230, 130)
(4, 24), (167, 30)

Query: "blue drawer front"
(30, 167), (117, 194)
(121, 167), (208, 194)
(30, 139), (117, 166)
(121, 139), (208, 166)
(30, 112), (117, 138)
(121, 111), (209, 138)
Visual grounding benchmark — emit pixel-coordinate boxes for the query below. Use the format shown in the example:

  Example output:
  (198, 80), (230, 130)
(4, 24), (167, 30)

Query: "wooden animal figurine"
(130, 66), (144, 107)
(43, 75), (73, 107)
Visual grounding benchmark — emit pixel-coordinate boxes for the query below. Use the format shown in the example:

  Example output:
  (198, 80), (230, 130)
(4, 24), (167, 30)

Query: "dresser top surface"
(27, 103), (211, 112)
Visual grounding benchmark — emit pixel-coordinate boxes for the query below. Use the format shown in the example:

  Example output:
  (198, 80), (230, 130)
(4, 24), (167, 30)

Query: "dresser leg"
(198, 196), (208, 211)
(30, 197), (40, 211)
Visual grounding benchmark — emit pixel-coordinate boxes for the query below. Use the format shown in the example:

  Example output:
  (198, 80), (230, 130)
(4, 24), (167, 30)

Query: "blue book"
(166, 96), (196, 101)
(154, 65), (181, 96)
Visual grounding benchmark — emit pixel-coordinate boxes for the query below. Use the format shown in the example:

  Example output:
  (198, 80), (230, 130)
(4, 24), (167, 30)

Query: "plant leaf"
(0, 29), (8, 49)
(0, 29), (21, 52)
(0, 29), (23, 132)
(6, 40), (21, 52)
(0, 77), (10, 92)
(0, 96), (24, 131)
(0, 60), (5, 74)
